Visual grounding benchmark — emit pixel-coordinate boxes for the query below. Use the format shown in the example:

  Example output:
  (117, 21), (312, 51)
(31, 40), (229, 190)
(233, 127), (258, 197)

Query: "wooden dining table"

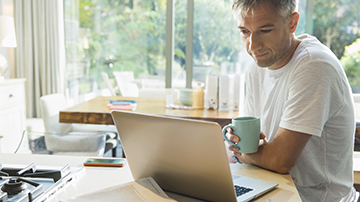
(59, 96), (240, 127)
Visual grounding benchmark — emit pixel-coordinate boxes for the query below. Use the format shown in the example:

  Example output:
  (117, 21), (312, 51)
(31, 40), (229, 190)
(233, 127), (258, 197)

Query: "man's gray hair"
(232, 0), (298, 20)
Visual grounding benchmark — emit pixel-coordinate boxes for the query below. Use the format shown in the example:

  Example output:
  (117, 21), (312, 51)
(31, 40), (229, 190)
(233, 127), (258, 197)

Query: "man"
(226, 0), (356, 201)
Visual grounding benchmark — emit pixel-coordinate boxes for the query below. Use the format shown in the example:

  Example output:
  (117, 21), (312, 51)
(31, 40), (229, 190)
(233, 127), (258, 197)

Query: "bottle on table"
(192, 82), (204, 109)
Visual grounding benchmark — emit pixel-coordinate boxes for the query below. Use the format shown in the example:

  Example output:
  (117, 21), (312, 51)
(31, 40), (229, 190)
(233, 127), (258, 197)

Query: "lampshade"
(0, 16), (16, 81)
(0, 16), (17, 47)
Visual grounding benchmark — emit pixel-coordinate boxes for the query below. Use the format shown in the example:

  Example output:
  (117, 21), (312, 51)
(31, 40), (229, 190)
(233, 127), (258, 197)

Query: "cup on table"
(222, 116), (261, 154)
(166, 89), (175, 106)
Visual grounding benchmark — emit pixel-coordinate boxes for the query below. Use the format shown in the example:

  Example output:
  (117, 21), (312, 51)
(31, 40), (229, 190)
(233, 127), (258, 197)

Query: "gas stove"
(0, 162), (84, 202)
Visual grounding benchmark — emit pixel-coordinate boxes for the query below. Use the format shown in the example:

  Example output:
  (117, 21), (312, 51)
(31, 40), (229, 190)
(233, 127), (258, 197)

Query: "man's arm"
(229, 127), (311, 174)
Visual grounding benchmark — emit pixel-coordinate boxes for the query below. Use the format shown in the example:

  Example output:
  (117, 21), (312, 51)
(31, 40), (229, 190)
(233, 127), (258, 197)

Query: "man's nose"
(248, 33), (262, 52)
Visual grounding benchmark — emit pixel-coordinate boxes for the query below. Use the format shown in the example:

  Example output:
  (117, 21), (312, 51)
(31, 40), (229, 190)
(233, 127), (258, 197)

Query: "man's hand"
(225, 128), (267, 163)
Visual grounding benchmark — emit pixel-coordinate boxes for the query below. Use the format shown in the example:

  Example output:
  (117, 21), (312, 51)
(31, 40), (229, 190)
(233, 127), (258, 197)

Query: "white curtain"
(14, 0), (66, 118)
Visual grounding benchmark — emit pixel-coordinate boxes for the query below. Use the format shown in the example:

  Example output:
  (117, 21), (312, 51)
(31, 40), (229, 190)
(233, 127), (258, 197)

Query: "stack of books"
(107, 100), (137, 110)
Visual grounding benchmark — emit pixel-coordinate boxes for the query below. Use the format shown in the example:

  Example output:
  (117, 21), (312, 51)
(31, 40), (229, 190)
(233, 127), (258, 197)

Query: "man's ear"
(289, 12), (300, 33)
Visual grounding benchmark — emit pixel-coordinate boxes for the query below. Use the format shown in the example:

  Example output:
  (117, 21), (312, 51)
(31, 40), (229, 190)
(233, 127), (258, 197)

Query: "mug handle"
(222, 124), (238, 147)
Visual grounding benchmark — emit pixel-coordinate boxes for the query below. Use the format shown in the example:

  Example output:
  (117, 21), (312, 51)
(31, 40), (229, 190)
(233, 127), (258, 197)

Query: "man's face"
(235, 3), (293, 70)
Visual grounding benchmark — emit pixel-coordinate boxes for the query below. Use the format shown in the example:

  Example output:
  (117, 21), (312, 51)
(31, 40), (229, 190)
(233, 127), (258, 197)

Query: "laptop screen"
(111, 110), (238, 202)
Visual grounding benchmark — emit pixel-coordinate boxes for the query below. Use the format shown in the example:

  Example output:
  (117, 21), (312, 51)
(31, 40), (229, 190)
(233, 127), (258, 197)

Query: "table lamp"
(0, 16), (17, 81)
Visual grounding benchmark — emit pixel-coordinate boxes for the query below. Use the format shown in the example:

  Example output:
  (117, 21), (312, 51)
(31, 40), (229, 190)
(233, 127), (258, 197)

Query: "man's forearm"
(237, 144), (291, 174)
(234, 127), (312, 174)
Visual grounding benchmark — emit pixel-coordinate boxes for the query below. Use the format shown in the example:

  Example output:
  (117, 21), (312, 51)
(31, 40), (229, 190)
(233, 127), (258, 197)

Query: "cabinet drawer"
(0, 83), (25, 108)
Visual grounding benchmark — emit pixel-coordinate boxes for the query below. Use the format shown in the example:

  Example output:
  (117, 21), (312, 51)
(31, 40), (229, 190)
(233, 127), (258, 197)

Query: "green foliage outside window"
(313, 0), (360, 59)
(78, 0), (167, 78)
(341, 39), (360, 90)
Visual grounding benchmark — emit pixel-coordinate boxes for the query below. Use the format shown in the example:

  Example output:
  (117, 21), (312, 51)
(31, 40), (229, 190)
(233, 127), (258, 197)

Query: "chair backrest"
(140, 79), (165, 89)
(39, 93), (72, 133)
(45, 131), (106, 154)
(138, 88), (180, 98)
(101, 72), (117, 96)
(113, 71), (139, 97)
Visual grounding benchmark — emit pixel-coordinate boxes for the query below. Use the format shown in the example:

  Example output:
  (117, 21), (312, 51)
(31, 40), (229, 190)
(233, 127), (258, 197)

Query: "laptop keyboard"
(234, 185), (254, 197)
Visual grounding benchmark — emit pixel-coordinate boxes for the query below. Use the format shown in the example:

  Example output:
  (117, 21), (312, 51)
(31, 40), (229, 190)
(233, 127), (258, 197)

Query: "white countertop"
(0, 153), (301, 202)
(0, 153), (134, 201)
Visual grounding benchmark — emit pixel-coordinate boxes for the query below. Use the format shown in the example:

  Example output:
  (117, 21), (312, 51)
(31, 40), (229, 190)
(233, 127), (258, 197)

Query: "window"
(64, 0), (167, 103)
(64, 0), (360, 105)
(191, 0), (244, 78)
(64, 0), (246, 104)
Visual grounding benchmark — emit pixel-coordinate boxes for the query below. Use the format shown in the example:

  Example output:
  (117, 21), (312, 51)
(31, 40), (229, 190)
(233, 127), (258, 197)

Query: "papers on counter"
(165, 104), (194, 110)
(61, 177), (177, 202)
(107, 100), (137, 110)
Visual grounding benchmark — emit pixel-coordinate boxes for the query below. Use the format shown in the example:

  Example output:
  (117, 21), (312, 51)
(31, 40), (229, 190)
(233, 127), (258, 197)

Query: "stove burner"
(1, 178), (28, 195)
(0, 162), (78, 202)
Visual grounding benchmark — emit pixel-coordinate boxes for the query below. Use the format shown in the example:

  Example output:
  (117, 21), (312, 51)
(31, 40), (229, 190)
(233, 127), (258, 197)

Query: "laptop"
(111, 110), (278, 202)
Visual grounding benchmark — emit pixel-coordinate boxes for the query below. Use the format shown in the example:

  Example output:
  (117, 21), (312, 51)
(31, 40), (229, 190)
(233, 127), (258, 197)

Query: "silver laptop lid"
(111, 110), (238, 202)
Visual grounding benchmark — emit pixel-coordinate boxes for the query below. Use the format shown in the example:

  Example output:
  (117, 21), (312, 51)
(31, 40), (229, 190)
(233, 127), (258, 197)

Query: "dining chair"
(138, 88), (180, 99)
(101, 72), (117, 96)
(25, 130), (107, 157)
(39, 93), (119, 157)
(140, 78), (165, 89)
(113, 71), (139, 97)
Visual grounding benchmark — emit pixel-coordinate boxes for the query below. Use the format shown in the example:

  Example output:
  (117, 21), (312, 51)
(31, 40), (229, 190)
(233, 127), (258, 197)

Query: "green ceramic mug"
(222, 116), (261, 154)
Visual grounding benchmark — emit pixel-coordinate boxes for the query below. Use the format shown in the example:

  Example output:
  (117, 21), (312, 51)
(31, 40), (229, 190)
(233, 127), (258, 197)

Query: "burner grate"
(0, 163), (70, 182)
(0, 162), (74, 202)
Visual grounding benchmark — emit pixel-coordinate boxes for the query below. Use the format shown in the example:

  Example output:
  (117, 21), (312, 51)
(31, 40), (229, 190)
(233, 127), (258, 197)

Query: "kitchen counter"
(0, 153), (301, 202)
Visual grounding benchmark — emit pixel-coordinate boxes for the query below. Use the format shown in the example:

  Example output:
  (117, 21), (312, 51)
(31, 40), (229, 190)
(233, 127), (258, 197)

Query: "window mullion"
(306, 0), (314, 34)
(185, 0), (194, 88)
(165, 0), (175, 88)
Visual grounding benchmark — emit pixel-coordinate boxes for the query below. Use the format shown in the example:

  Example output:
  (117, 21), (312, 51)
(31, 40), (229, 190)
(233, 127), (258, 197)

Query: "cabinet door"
(0, 106), (26, 153)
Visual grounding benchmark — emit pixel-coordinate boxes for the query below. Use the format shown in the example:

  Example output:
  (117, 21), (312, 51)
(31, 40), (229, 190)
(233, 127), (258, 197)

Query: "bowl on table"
(179, 88), (193, 106)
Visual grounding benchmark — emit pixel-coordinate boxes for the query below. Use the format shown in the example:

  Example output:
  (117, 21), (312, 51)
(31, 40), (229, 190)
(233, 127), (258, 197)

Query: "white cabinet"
(0, 79), (27, 153)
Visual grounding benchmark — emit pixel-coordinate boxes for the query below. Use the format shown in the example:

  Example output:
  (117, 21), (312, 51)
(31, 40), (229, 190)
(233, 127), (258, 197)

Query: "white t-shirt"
(244, 34), (355, 202)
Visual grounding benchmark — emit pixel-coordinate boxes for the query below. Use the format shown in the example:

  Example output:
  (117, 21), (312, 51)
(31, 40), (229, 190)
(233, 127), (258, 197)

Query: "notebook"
(111, 110), (278, 202)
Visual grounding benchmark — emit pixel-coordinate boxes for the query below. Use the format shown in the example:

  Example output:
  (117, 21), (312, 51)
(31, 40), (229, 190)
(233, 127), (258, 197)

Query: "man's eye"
(261, 29), (272, 33)
(240, 30), (249, 35)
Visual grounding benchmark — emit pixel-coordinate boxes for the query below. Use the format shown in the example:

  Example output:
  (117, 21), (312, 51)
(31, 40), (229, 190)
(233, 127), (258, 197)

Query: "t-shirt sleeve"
(279, 59), (345, 137)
